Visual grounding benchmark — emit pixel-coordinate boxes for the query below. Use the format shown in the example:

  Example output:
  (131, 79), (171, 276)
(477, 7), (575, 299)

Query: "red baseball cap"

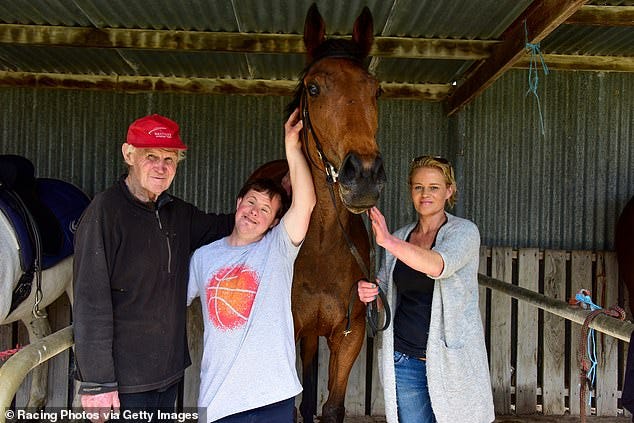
(126, 114), (188, 150)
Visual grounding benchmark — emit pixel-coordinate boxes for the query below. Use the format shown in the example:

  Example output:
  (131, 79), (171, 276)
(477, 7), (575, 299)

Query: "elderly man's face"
(123, 146), (180, 202)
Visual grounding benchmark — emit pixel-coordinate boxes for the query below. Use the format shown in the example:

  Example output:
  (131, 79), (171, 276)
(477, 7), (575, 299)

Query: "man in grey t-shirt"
(187, 109), (315, 422)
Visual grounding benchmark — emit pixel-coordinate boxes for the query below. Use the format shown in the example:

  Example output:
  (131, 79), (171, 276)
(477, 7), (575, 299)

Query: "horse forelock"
(285, 38), (371, 120)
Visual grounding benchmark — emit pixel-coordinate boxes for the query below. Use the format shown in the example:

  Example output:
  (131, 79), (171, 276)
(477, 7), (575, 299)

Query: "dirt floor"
(310, 416), (632, 422)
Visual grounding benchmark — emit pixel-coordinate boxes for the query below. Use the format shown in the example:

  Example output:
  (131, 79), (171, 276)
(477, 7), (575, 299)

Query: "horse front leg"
(298, 335), (319, 423)
(22, 315), (52, 408)
(321, 314), (366, 423)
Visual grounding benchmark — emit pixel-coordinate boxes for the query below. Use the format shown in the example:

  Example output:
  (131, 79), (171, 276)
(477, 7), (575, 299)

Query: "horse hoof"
(320, 405), (345, 423)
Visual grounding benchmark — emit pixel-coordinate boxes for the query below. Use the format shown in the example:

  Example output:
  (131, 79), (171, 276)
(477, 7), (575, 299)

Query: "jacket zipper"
(155, 209), (172, 273)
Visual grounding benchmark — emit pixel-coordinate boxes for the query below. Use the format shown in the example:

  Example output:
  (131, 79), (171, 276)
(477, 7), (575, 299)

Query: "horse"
(0, 155), (89, 408)
(616, 195), (634, 315)
(249, 5), (385, 422)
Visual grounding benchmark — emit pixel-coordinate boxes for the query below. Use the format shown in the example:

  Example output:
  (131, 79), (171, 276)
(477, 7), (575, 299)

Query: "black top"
(73, 176), (234, 393)
(393, 231), (437, 358)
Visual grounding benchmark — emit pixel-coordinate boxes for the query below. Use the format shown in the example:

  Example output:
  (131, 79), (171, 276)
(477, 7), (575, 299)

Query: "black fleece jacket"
(73, 176), (233, 394)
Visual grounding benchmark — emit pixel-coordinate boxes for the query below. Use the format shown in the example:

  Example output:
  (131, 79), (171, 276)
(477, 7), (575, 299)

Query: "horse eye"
(308, 83), (320, 97)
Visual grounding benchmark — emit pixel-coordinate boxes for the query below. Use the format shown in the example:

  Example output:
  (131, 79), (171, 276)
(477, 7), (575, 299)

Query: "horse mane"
(285, 38), (370, 119)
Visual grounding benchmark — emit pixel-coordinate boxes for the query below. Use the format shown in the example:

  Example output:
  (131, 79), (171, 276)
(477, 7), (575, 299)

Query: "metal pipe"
(479, 273), (634, 342)
(0, 325), (73, 422)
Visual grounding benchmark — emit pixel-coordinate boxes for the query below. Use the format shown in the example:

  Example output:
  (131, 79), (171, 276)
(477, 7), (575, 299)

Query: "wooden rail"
(478, 273), (634, 342)
(0, 325), (73, 423)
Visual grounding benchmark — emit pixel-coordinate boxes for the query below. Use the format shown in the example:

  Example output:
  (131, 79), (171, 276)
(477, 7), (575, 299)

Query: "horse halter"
(298, 51), (367, 184)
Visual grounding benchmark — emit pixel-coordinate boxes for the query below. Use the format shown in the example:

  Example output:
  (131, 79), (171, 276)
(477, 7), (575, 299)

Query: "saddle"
(0, 155), (90, 313)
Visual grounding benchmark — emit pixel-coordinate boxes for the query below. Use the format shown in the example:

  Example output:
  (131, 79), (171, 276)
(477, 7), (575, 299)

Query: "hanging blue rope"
(524, 20), (549, 137)
(575, 291), (601, 406)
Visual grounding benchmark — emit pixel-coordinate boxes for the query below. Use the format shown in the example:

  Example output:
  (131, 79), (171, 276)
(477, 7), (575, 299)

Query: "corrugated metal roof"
(373, 0), (533, 39)
(376, 58), (474, 84)
(545, 25), (634, 56)
(0, 0), (631, 94)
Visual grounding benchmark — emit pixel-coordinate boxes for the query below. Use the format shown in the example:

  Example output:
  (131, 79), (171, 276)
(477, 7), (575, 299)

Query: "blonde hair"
(408, 155), (457, 208)
(123, 144), (186, 162)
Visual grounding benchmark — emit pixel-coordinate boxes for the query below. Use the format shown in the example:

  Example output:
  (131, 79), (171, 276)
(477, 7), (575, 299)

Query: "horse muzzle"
(337, 153), (386, 214)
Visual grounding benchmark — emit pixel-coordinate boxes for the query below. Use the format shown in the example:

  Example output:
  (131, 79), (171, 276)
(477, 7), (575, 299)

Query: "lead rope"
(571, 288), (625, 423)
(301, 90), (390, 337)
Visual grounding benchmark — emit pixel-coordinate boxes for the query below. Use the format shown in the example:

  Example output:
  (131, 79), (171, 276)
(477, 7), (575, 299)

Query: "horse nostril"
(340, 153), (362, 182)
(372, 156), (386, 183)
(340, 153), (386, 185)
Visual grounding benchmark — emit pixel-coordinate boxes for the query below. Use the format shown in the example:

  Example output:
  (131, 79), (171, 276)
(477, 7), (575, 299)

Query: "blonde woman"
(358, 156), (494, 423)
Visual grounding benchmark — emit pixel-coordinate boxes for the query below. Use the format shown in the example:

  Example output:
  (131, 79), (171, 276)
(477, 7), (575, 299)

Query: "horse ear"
(352, 6), (374, 58)
(304, 3), (326, 59)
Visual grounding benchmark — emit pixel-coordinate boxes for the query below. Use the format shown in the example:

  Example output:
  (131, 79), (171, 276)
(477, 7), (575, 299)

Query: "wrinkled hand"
(357, 279), (379, 304)
(81, 391), (120, 423)
(284, 108), (303, 150)
(368, 207), (390, 247)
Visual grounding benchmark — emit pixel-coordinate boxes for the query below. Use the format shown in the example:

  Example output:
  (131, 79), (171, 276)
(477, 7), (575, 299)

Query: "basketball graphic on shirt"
(206, 265), (259, 330)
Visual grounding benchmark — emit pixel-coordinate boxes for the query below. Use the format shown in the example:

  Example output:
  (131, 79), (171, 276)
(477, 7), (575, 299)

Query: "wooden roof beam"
(0, 71), (452, 101)
(445, 0), (588, 116)
(515, 53), (634, 73)
(0, 24), (497, 61)
(566, 5), (634, 26)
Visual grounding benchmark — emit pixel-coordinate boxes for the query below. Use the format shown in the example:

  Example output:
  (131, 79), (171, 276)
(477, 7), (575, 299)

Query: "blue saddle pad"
(0, 179), (90, 271)
(37, 178), (90, 269)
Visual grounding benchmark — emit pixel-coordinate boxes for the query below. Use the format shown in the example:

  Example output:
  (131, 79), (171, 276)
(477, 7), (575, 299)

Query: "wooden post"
(543, 250), (567, 415)
(596, 252), (620, 415)
(45, 294), (72, 408)
(516, 248), (539, 414)
(490, 247), (513, 414)
(570, 250), (593, 416)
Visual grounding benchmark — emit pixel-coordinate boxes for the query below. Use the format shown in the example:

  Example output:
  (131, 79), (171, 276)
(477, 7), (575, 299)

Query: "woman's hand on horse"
(368, 206), (391, 248)
(357, 279), (379, 304)
(284, 108), (303, 149)
(81, 391), (120, 423)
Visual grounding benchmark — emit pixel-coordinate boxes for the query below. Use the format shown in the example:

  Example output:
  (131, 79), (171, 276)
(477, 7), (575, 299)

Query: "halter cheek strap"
(300, 89), (339, 184)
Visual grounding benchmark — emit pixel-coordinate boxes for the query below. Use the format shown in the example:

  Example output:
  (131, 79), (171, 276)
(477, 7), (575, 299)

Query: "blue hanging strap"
(524, 20), (549, 137)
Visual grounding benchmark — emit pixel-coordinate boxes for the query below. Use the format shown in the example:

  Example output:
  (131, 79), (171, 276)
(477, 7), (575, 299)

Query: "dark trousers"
(118, 383), (178, 423)
(214, 397), (295, 423)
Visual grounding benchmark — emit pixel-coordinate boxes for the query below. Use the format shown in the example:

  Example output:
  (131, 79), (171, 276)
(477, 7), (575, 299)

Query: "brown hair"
(237, 178), (290, 219)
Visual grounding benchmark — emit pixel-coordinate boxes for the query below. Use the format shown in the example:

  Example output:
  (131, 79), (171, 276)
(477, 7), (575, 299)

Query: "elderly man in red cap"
(73, 114), (234, 422)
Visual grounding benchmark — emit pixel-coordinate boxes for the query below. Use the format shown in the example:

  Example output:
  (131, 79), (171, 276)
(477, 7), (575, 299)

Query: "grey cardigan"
(376, 212), (495, 423)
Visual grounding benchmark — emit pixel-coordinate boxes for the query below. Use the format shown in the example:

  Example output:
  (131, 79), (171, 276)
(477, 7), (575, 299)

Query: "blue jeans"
(394, 351), (436, 423)
(214, 397), (295, 423)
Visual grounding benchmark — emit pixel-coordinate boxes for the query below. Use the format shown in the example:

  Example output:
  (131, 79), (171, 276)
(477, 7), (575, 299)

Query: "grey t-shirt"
(187, 221), (302, 422)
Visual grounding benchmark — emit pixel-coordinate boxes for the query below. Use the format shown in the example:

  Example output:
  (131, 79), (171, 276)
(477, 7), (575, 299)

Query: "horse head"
(292, 3), (385, 214)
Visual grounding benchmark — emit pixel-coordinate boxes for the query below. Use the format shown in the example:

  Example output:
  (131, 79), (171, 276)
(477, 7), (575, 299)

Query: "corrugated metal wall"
(0, 89), (290, 215)
(1, 69), (632, 251)
(460, 70), (633, 250)
(0, 88), (449, 228)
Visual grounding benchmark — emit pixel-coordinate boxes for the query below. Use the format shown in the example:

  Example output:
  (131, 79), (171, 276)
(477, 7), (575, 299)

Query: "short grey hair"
(123, 144), (186, 162)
